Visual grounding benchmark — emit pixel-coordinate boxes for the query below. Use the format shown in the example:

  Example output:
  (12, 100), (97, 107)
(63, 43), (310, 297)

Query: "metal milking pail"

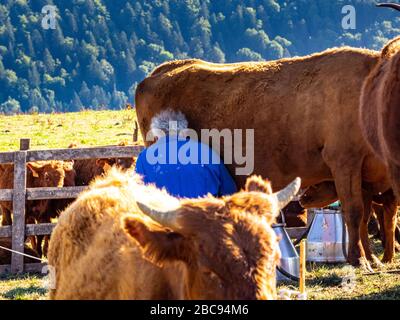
(273, 211), (300, 281)
(306, 208), (349, 262)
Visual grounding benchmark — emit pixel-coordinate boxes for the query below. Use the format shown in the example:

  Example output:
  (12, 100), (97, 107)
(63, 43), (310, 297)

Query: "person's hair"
(150, 109), (188, 135)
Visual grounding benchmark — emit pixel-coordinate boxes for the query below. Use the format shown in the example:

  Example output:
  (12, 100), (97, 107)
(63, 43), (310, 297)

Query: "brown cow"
(135, 51), (390, 269)
(300, 181), (398, 263)
(48, 168), (301, 300)
(70, 141), (135, 186)
(0, 161), (66, 226)
(35, 161), (76, 257)
(360, 3), (400, 203)
(0, 161), (66, 255)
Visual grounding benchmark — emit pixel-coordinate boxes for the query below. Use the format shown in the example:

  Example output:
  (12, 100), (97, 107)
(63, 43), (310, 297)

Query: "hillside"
(1, 0), (400, 114)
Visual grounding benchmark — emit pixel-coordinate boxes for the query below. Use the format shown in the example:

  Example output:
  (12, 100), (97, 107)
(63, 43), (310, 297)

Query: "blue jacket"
(135, 136), (237, 198)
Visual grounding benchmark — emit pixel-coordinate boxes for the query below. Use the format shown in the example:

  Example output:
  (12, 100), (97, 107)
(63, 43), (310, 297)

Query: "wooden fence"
(0, 138), (143, 274)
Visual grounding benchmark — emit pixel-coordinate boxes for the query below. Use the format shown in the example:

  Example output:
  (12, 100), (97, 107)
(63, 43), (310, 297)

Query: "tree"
(236, 48), (264, 61)
(209, 43), (225, 63)
(0, 97), (20, 114)
(79, 81), (91, 106)
(111, 89), (127, 110)
(28, 63), (40, 87)
(43, 48), (56, 74)
(71, 91), (84, 111)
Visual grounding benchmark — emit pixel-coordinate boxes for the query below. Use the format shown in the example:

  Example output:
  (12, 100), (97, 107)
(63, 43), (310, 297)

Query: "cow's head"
(62, 161), (76, 187)
(123, 176), (301, 300)
(27, 161), (66, 217)
(96, 157), (135, 172)
(299, 181), (338, 209)
(95, 159), (115, 174)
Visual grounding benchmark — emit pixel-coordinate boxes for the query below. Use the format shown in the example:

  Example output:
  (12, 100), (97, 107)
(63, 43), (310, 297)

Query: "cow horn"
(376, 3), (400, 11)
(273, 177), (302, 209)
(136, 201), (181, 230)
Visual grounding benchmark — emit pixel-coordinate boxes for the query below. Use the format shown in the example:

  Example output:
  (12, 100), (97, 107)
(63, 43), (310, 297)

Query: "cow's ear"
(245, 175), (273, 194)
(123, 216), (194, 266)
(27, 163), (40, 178)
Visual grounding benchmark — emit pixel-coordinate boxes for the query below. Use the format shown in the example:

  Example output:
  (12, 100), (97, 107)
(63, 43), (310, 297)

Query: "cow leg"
(389, 163), (400, 201)
(360, 194), (372, 260)
(368, 211), (381, 240)
(333, 172), (371, 270)
(36, 235), (44, 258)
(25, 216), (40, 255)
(395, 225), (400, 252)
(29, 236), (37, 255)
(381, 193), (397, 263)
(388, 163), (400, 253)
(360, 194), (382, 267)
(43, 235), (50, 257)
(35, 216), (50, 258)
(374, 205), (386, 246)
(1, 207), (12, 226)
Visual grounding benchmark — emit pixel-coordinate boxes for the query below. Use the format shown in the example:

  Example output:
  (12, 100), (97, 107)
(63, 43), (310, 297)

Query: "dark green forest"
(0, 0), (399, 114)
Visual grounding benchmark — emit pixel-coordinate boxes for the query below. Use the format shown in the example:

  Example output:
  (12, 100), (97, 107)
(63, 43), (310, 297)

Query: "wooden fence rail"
(0, 138), (143, 274)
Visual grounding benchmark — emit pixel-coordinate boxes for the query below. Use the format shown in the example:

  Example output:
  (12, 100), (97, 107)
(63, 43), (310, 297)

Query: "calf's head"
(300, 181), (338, 209)
(123, 176), (301, 300)
(62, 161), (76, 187)
(27, 161), (66, 217)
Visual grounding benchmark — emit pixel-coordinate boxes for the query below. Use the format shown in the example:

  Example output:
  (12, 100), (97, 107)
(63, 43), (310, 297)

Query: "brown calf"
(49, 168), (301, 300)
(0, 161), (66, 256)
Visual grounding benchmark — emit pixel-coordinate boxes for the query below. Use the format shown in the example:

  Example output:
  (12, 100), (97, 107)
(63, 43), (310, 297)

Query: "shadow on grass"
(307, 273), (345, 288)
(1, 286), (47, 300)
(0, 273), (45, 281)
(355, 286), (400, 300)
(278, 273), (345, 288)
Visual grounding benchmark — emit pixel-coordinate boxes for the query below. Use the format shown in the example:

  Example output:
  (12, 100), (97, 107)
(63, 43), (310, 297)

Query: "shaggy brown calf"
(48, 169), (301, 300)
(300, 181), (398, 263)
(136, 49), (391, 270)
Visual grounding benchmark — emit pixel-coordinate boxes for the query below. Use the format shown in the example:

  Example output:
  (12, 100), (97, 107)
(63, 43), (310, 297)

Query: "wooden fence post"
(299, 239), (306, 294)
(11, 139), (30, 273)
(133, 121), (138, 143)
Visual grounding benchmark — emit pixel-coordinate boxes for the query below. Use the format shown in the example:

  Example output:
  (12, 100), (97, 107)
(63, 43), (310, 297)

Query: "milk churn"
(306, 209), (348, 262)
(273, 212), (300, 281)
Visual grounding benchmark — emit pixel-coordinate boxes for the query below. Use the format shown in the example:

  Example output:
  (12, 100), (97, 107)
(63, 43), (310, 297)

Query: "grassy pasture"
(0, 109), (141, 152)
(0, 110), (400, 300)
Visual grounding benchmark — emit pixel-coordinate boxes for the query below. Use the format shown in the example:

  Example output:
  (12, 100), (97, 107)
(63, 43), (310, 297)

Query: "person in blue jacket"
(135, 110), (237, 198)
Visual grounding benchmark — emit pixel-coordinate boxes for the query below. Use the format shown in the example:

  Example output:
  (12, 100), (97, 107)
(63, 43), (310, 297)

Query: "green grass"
(1, 110), (400, 300)
(0, 274), (47, 300)
(278, 241), (400, 300)
(0, 109), (141, 152)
